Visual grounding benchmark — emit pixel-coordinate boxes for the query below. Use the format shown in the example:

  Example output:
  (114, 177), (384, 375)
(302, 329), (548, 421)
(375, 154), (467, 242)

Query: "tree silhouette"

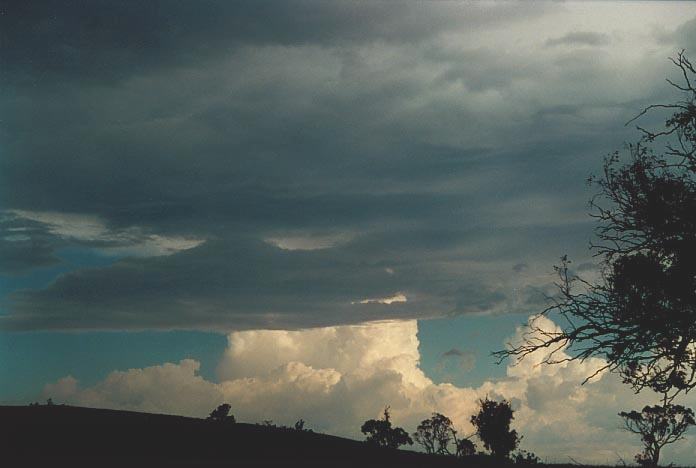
(495, 51), (696, 400)
(470, 397), (519, 459)
(207, 403), (235, 423)
(360, 406), (413, 449)
(513, 449), (541, 465)
(619, 403), (695, 466)
(294, 419), (306, 431)
(413, 413), (455, 455)
(454, 438), (476, 457)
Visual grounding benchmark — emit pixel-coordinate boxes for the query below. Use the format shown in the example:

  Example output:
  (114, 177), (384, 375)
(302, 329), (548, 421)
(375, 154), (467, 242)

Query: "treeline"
(205, 397), (539, 464)
(359, 397), (537, 464)
(204, 392), (694, 467)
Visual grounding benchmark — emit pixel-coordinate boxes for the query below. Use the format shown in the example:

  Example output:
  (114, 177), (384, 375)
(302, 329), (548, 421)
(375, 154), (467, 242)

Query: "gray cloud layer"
(546, 31), (610, 47)
(2, 1), (695, 330)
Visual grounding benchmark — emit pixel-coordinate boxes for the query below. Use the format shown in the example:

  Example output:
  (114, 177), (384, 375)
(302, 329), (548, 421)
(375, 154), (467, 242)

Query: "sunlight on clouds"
(103, 234), (205, 257)
(41, 317), (696, 464)
(9, 209), (204, 257)
(12, 210), (107, 242)
(353, 293), (408, 305)
(43, 375), (78, 401)
(504, 315), (607, 382)
(264, 233), (353, 251)
(217, 320), (428, 387)
(2, 234), (31, 242)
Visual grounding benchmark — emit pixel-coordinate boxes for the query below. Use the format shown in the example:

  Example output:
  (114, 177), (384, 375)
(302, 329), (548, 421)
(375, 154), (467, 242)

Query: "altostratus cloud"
(9, 210), (204, 257)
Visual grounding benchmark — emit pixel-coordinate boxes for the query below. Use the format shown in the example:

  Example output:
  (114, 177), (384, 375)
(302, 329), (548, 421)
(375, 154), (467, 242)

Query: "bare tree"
(619, 403), (694, 466)
(495, 51), (696, 400)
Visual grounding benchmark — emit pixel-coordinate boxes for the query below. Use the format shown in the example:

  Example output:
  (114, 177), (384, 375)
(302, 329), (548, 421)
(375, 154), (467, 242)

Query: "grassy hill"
(0, 404), (478, 467)
(0, 404), (658, 468)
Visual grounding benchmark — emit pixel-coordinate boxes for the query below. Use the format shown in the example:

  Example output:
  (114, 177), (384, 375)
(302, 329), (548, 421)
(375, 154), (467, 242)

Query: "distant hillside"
(2, 405), (661, 468)
(0, 404), (471, 467)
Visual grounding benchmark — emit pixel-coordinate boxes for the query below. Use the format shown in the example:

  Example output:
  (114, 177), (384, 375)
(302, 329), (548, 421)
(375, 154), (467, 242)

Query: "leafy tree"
(413, 412), (477, 457)
(513, 449), (541, 465)
(494, 51), (696, 400)
(413, 412), (455, 455)
(454, 438), (477, 457)
(470, 397), (519, 459)
(360, 406), (413, 449)
(619, 403), (695, 466)
(207, 403), (235, 423)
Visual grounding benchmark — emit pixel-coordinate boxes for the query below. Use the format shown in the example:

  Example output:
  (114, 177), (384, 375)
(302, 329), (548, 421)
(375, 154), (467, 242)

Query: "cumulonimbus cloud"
(42, 317), (696, 464)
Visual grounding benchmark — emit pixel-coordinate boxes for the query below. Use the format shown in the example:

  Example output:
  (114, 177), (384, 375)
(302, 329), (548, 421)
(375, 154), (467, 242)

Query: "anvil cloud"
(2, 2), (696, 331)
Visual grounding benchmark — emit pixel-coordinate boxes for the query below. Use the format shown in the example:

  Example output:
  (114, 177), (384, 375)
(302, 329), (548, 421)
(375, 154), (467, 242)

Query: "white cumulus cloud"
(43, 317), (696, 464)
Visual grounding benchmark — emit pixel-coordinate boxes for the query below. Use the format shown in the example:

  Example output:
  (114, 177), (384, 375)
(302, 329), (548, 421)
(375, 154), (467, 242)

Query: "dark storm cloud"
(0, 1), (688, 330)
(1, 220), (593, 331)
(1, 0), (552, 85)
(0, 214), (59, 275)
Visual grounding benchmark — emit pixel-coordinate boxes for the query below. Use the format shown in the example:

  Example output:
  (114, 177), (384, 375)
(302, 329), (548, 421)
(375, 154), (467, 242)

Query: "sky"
(2, 0), (696, 464)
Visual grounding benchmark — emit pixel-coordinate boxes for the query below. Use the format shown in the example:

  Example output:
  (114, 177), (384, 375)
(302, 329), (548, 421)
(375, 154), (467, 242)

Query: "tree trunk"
(649, 444), (660, 467)
(652, 445), (660, 467)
